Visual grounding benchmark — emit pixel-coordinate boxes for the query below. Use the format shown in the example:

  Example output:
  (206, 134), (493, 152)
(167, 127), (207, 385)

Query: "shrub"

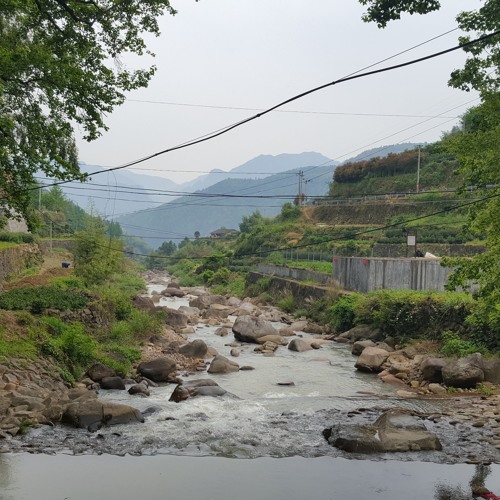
(354, 290), (475, 341)
(327, 294), (362, 332)
(440, 330), (487, 358)
(277, 294), (295, 313)
(0, 286), (90, 312)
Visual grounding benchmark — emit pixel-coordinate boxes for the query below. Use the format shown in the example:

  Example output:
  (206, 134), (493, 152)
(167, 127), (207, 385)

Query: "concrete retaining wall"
(257, 264), (333, 285)
(332, 256), (453, 293)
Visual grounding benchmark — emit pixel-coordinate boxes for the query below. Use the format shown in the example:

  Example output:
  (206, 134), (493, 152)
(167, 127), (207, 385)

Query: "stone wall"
(247, 271), (332, 305)
(257, 264), (334, 285)
(0, 244), (42, 289)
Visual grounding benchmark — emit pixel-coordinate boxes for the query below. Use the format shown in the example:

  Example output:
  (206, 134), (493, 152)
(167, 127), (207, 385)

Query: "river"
(1, 280), (499, 498)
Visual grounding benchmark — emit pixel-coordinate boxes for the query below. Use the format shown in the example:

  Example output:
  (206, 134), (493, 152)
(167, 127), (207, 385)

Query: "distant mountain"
(179, 152), (335, 193)
(342, 143), (422, 165)
(116, 163), (337, 247)
(56, 163), (181, 217)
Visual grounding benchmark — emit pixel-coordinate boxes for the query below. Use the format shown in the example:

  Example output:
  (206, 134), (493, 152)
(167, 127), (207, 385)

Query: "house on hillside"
(210, 228), (238, 239)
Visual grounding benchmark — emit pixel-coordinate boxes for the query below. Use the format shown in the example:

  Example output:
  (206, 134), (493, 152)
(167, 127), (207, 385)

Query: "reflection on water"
(1, 454), (499, 500)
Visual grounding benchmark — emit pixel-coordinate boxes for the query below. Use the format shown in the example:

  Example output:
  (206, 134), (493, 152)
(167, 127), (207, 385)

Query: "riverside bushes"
(0, 285), (90, 312)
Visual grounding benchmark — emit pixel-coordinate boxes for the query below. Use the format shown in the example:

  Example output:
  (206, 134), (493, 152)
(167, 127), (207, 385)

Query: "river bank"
(1, 270), (499, 467)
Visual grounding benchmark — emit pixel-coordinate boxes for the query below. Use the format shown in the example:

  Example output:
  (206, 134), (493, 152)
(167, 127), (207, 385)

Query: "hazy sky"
(75, 0), (480, 184)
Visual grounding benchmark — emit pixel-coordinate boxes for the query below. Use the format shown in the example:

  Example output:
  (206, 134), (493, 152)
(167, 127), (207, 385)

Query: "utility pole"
(296, 170), (306, 205)
(416, 145), (421, 193)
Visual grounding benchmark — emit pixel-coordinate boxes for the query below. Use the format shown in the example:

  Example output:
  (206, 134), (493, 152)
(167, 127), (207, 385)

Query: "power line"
(16, 28), (500, 200)
(127, 99), (460, 119)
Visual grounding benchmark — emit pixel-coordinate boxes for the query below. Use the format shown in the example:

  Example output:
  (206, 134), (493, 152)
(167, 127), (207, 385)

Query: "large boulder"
(100, 376), (126, 390)
(324, 410), (442, 453)
(87, 363), (116, 382)
(177, 306), (201, 323)
(232, 316), (277, 343)
(288, 338), (313, 352)
(351, 340), (376, 356)
(420, 357), (447, 383)
(207, 354), (239, 374)
(335, 324), (382, 343)
(169, 379), (228, 402)
(137, 358), (177, 383)
(161, 307), (188, 329)
(128, 383), (150, 397)
(483, 359), (500, 384)
(178, 339), (208, 358)
(442, 353), (484, 388)
(189, 294), (227, 310)
(63, 400), (144, 430)
(206, 303), (233, 320)
(161, 287), (185, 298)
(131, 295), (156, 313)
(234, 301), (259, 317)
(354, 347), (390, 372)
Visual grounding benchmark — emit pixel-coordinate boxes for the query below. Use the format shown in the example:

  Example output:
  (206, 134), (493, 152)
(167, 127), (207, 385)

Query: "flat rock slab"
(324, 410), (442, 453)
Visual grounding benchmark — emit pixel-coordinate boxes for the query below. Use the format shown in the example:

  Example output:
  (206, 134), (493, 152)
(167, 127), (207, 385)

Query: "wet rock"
(207, 355), (239, 374)
(189, 294), (227, 310)
(142, 406), (162, 417)
(128, 383), (150, 397)
(162, 287), (186, 298)
(87, 363), (116, 382)
(100, 377), (126, 390)
(287, 338), (313, 352)
(63, 400), (144, 430)
(137, 358), (177, 383)
(161, 307), (188, 330)
(442, 353), (484, 388)
(178, 339), (208, 358)
(303, 323), (325, 335)
(177, 306), (201, 323)
(483, 359), (500, 384)
(324, 410), (442, 453)
(351, 340), (376, 356)
(256, 335), (289, 346)
(335, 324), (382, 343)
(239, 365), (255, 371)
(230, 349), (240, 357)
(378, 371), (407, 386)
(215, 327), (229, 337)
(169, 379), (227, 402)
(420, 357), (447, 383)
(232, 316), (277, 343)
(354, 347), (390, 373)
(428, 383), (447, 395)
(233, 301), (259, 316)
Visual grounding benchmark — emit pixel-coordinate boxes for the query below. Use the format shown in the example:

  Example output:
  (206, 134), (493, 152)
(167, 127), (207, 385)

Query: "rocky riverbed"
(1, 271), (499, 465)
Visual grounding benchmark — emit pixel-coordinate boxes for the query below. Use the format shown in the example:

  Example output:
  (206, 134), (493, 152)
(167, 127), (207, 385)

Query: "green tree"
(0, 0), (176, 224)
(158, 240), (177, 256)
(73, 218), (124, 286)
(442, 98), (500, 339)
(359, 0), (500, 341)
(239, 210), (265, 234)
(358, 0), (500, 94)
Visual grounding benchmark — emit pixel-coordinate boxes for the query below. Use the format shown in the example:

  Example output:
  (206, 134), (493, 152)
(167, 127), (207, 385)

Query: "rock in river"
(323, 410), (442, 453)
(232, 316), (277, 343)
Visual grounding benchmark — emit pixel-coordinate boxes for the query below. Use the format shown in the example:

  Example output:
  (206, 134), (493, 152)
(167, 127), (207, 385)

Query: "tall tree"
(358, 0), (500, 341)
(358, 0), (500, 94)
(0, 0), (176, 224)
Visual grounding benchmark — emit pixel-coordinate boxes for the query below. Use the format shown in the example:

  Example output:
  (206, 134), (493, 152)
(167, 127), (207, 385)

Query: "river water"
(1, 281), (500, 498)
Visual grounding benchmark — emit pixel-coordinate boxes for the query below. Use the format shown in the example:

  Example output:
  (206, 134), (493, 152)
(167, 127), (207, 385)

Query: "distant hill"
(55, 163), (181, 217)
(116, 164), (336, 247)
(180, 152), (335, 193)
